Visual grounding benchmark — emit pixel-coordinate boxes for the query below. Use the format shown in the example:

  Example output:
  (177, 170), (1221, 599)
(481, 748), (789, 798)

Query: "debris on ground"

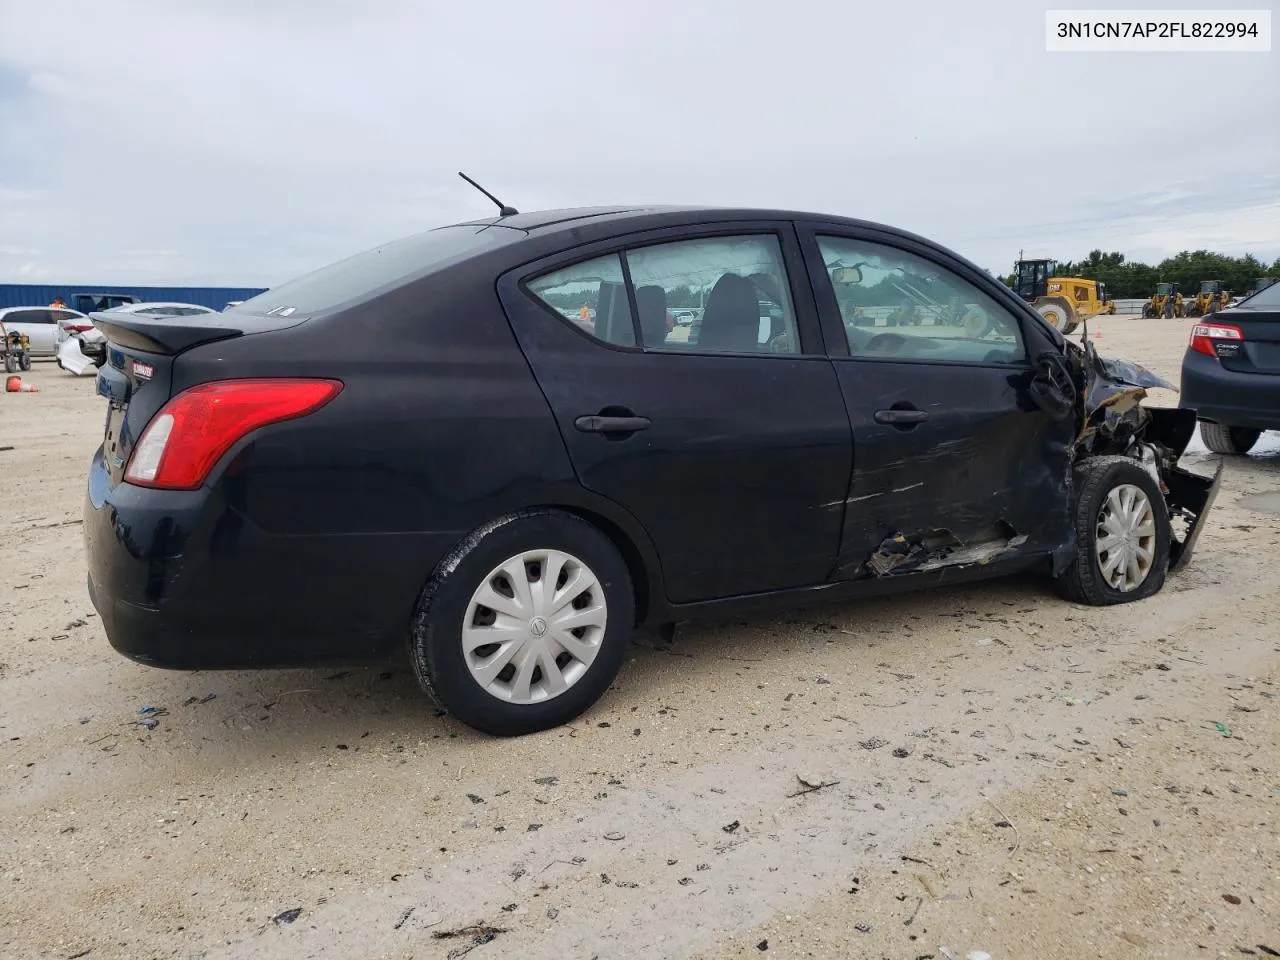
(860, 736), (889, 750)
(432, 923), (508, 960)
(270, 907), (302, 925)
(722, 820), (741, 833)
(132, 706), (168, 730)
(182, 694), (216, 706)
(788, 774), (841, 797)
(603, 831), (625, 841)
(393, 907), (414, 930)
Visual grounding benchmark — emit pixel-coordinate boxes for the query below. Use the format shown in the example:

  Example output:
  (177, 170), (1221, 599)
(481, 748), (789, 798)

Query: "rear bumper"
(84, 447), (462, 670)
(1179, 351), (1280, 430)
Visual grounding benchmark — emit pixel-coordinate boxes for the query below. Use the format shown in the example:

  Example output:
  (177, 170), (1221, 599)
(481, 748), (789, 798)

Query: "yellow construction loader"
(1188, 280), (1231, 317)
(1142, 282), (1184, 318)
(1012, 258), (1107, 334)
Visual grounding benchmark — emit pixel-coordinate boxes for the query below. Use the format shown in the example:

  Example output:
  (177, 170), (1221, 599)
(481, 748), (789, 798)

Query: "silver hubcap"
(1095, 484), (1157, 592)
(462, 549), (607, 704)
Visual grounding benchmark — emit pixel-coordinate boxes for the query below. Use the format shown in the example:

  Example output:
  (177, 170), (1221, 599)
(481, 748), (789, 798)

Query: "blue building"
(0, 283), (267, 312)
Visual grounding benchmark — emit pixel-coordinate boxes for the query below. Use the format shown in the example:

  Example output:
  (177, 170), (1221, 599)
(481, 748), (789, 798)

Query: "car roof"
(0, 305), (86, 315)
(451, 204), (932, 245)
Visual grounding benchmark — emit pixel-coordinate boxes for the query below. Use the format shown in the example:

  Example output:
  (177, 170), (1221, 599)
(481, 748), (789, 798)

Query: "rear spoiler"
(88, 310), (305, 356)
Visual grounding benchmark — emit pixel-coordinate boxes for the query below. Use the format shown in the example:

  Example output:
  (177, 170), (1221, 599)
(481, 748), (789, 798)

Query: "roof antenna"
(458, 171), (518, 217)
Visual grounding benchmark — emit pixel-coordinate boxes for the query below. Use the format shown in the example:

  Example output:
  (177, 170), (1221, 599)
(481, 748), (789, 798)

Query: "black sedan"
(84, 205), (1221, 736)
(1179, 279), (1280, 454)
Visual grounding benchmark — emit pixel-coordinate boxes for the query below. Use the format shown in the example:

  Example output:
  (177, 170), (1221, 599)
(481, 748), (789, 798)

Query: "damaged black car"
(83, 205), (1221, 736)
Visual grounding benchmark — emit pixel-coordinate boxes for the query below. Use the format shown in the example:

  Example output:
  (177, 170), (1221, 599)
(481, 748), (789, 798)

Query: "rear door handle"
(574, 415), (652, 434)
(874, 408), (929, 425)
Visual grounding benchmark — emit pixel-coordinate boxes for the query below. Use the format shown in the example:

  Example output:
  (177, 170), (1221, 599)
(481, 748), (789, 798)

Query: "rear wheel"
(1199, 422), (1260, 455)
(410, 511), (634, 736)
(3, 354), (17, 373)
(1055, 457), (1170, 606)
(18, 353), (31, 371)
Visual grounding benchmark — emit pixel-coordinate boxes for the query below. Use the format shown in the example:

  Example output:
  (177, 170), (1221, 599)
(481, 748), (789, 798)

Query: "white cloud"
(0, 0), (1275, 284)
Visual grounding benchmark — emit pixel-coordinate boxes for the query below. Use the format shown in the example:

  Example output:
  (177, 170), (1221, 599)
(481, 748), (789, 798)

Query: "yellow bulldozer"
(1012, 258), (1108, 334)
(1142, 282), (1184, 318)
(1188, 280), (1231, 317)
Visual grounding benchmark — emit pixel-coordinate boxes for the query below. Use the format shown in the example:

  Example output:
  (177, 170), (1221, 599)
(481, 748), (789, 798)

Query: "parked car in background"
(0, 306), (89, 357)
(84, 205), (1220, 737)
(1180, 277), (1280, 454)
(59, 303), (217, 373)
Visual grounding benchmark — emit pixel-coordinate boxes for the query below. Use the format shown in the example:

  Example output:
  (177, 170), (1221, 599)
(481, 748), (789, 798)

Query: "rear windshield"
(229, 224), (523, 317)
(1241, 280), (1280, 309)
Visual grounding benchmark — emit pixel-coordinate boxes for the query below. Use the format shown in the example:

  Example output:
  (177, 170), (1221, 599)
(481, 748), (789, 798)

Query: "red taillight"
(124, 379), (343, 490)
(1189, 322), (1243, 358)
(63, 323), (94, 333)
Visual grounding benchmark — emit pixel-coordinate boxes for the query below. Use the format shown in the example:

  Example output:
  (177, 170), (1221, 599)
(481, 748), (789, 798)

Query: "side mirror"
(1028, 351), (1076, 421)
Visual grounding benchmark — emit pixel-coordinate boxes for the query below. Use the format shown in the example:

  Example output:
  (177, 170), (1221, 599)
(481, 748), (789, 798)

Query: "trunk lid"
(91, 310), (307, 487)
(1218, 306), (1280, 375)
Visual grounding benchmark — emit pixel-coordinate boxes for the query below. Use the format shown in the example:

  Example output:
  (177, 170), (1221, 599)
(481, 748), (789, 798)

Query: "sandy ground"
(1, 315), (1277, 960)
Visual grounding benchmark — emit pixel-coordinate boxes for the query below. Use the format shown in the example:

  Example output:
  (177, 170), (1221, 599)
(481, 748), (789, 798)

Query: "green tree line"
(998, 250), (1280, 299)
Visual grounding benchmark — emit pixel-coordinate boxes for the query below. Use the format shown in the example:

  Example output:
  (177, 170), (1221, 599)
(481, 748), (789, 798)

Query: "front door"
(498, 225), (853, 603)
(799, 226), (1075, 578)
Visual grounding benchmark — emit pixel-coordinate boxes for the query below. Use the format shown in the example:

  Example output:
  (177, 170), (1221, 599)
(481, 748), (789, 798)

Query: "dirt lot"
(2, 315), (1278, 960)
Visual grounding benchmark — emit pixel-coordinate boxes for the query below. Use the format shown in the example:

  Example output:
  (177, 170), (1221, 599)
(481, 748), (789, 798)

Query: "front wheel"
(1055, 456), (1170, 606)
(410, 511), (635, 736)
(18, 353), (31, 371)
(1199, 422), (1260, 455)
(3, 354), (17, 373)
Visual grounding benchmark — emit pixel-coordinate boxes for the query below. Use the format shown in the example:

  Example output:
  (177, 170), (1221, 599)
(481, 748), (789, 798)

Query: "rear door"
(798, 224), (1074, 578)
(498, 223), (853, 604)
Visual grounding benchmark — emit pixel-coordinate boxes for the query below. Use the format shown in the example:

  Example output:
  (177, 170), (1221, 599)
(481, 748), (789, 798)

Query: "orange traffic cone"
(5, 376), (38, 392)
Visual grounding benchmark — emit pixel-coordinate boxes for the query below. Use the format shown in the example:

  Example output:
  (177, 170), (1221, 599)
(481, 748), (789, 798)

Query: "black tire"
(410, 510), (635, 736)
(1054, 456), (1170, 606)
(3, 354), (17, 373)
(1199, 421), (1260, 455)
(18, 353), (31, 371)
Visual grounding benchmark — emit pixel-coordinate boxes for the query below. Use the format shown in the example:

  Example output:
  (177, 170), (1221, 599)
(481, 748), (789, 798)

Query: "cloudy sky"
(0, 0), (1275, 286)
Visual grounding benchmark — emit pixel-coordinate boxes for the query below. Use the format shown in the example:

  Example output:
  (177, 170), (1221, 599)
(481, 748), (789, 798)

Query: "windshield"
(229, 224), (523, 317)
(1156, 283), (1172, 295)
(1200, 281), (1217, 293)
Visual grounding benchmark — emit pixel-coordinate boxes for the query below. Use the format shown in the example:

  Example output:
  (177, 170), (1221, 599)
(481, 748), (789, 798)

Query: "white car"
(0, 305), (91, 357)
(58, 302), (218, 375)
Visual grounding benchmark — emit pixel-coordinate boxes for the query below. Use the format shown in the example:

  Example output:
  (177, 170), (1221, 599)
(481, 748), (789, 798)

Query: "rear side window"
(6, 309), (53, 324)
(527, 255), (636, 347)
(230, 224), (523, 317)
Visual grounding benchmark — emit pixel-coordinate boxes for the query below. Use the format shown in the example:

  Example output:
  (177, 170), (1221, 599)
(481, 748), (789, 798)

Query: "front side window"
(527, 254), (636, 347)
(818, 236), (1026, 365)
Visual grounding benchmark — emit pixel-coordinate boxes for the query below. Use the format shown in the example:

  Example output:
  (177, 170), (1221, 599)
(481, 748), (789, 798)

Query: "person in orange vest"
(50, 295), (67, 308)
(578, 303), (591, 323)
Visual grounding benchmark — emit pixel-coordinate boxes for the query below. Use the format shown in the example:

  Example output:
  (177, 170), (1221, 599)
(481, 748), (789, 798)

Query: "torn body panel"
(865, 523), (1031, 578)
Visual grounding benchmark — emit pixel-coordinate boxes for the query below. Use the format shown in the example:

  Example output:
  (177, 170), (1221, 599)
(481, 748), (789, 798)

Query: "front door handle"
(874, 408), (929, 426)
(574, 414), (652, 435)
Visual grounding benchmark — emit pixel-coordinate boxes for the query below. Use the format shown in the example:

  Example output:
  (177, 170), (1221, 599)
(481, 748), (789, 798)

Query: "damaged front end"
(1059, 334), (1222, 572)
